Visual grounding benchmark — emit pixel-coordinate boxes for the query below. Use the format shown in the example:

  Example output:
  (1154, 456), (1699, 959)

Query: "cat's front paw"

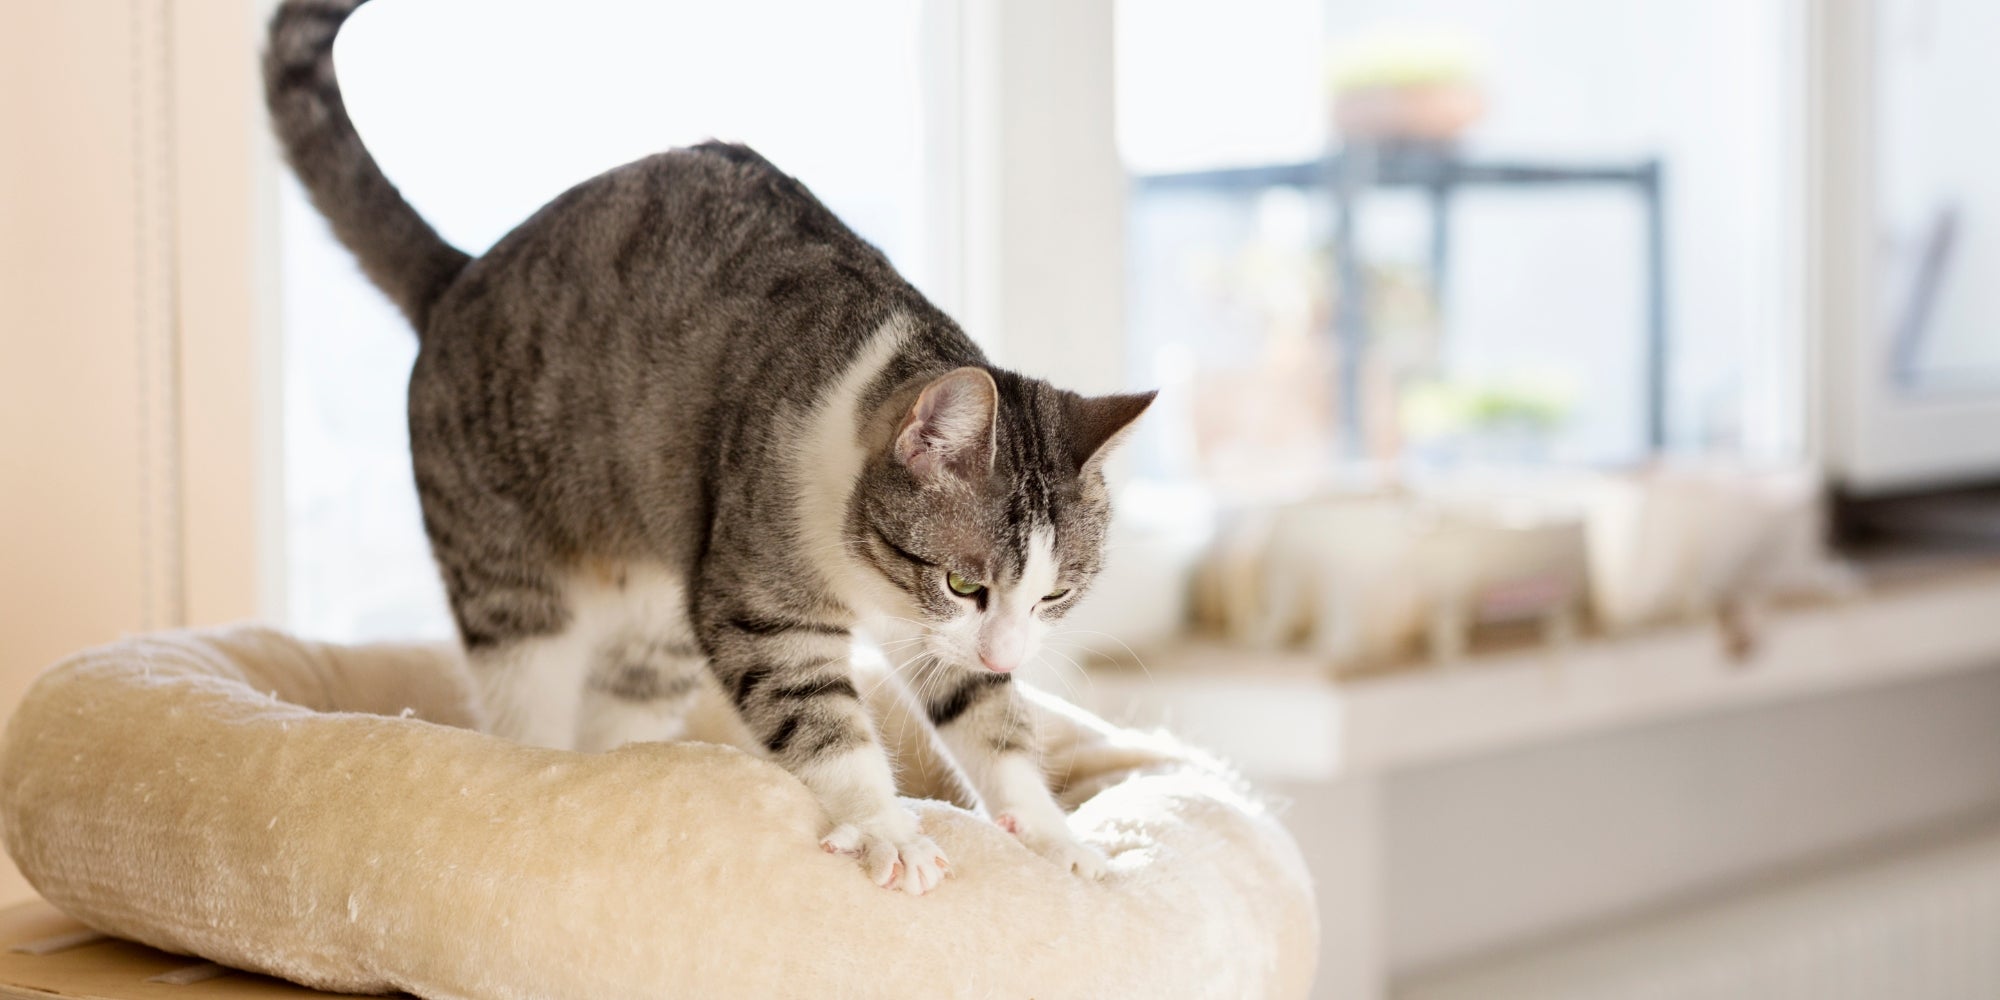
(821, 814), (950, 896)
(996, 812), (1108, 880)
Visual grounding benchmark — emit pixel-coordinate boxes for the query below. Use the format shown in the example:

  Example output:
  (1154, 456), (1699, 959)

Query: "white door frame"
(948, 0), (1130, 395)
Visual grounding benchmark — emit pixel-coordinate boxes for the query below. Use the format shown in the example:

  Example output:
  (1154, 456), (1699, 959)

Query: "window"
(280, 0), (942, 640)
(1815, 0), (2000, 494)
(1118, 0), (1798, 496)
(1876, 0), (2000, 396)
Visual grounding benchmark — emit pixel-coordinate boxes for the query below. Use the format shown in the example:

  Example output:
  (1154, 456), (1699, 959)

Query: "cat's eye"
(1042, 588), (1071, 602)
(946, 570), (985, 597)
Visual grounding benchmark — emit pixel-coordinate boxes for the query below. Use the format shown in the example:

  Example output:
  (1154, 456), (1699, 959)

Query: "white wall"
(1377, 663), (2000, 977)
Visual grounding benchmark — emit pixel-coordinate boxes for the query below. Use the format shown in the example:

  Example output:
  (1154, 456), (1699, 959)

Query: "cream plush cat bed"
(0, 627), (1316, 999)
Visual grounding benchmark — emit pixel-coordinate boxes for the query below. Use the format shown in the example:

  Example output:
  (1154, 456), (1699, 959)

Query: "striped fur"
(263, 0), (467, 330)
(263, 0), (1151, 892)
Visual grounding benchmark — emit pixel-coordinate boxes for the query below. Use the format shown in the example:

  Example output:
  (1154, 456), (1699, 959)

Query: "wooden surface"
(0, 901), (345, 999)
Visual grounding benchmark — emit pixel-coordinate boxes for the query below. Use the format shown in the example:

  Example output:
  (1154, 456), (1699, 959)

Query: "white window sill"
(1062, 565), (2000, 782)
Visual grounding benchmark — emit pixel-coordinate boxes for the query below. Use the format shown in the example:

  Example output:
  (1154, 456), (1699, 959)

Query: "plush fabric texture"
(0, 627), (1317, 999)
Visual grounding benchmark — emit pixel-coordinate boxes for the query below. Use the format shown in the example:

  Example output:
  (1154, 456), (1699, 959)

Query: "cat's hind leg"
(570, 562), (709, 753)
(468, 630), (590, 750)
(426, 496), (584, 749)
(575, 634), (707, 753)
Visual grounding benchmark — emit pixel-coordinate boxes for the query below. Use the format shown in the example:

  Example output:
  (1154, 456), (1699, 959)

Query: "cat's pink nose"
(979, 653), (1016, 674)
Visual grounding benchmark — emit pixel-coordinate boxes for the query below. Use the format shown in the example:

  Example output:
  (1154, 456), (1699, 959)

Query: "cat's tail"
(263, 0), (469, 333)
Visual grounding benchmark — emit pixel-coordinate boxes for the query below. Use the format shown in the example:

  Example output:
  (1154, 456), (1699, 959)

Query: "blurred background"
(7, 1), (2000, 996)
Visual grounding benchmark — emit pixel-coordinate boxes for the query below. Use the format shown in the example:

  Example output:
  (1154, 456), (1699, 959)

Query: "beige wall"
(0, 0), (264, 904)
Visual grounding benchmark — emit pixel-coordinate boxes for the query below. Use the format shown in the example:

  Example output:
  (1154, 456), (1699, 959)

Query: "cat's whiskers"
(865, 636), (939, 677)
(869, 614), (943, 633)
(895, 657), (934, 745)
(272, 0), (1157, 885)
(1036, 646), (1097, 696)
(1030, 650), (1087, 705)
(858, 650), (917, 703)
(1023, 653), (1085, 801)
(891, 653), (951, 755)
(1047, 627), (1153, 681)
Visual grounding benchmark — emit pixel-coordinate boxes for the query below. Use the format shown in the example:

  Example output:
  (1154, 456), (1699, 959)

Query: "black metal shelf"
(1133, 143), (1669, 454)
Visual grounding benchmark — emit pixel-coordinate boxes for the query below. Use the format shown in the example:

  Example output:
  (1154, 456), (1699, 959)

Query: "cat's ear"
(894, 367), (999, 480)
(1067, 390), (1157, 470)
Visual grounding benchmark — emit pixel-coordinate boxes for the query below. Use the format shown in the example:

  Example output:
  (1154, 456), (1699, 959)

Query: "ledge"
(1070, 567), (2000, 781)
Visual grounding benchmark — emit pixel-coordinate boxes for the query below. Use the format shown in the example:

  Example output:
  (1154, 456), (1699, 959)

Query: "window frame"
(1809, 0), (2000, 495)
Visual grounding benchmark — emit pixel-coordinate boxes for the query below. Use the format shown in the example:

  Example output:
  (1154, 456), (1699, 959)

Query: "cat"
(265, 0), (1152, 894)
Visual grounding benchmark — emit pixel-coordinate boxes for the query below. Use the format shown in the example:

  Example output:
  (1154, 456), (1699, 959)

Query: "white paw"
(821, 814), (951, 896)
(996, 812), (1108, 880)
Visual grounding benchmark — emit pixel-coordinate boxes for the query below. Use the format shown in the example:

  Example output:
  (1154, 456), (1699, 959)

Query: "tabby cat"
(265, 0), (1152, 894)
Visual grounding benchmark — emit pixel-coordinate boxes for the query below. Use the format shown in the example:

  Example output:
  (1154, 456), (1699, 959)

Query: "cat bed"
(0, 626), (1317, 999)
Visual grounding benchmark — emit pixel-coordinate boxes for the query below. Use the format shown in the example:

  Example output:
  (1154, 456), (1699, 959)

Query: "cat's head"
(850, 367), (1153, 675)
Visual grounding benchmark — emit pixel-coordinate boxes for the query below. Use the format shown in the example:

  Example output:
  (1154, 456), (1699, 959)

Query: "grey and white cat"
(266, 0), (1152, 894)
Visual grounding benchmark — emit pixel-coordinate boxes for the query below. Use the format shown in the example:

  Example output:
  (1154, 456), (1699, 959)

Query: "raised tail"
(264, 0), (469, 332)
